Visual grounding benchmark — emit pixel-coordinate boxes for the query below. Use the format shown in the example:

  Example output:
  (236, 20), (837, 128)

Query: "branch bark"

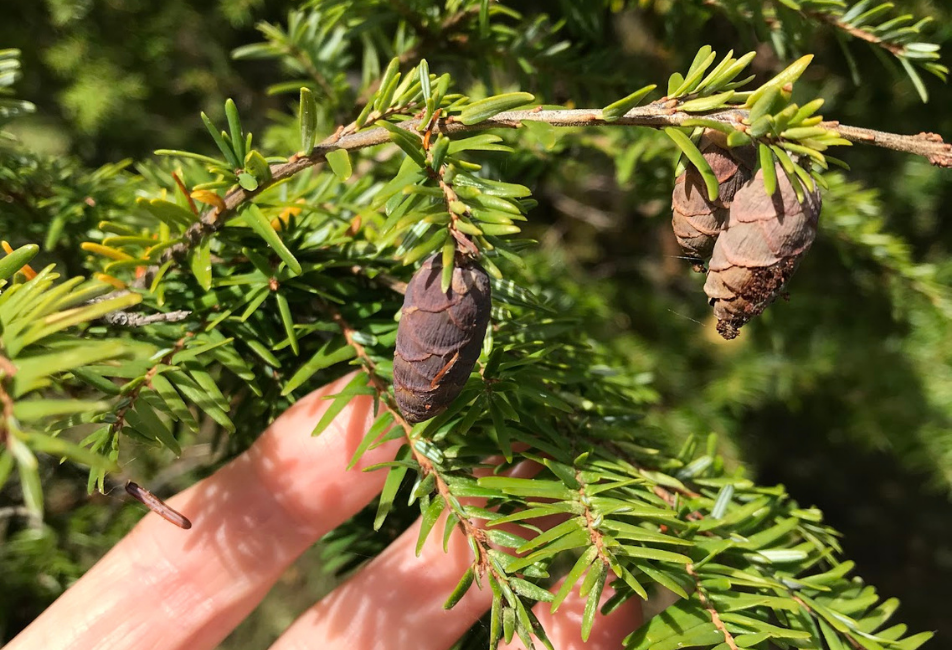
(832, 125), (952, 166)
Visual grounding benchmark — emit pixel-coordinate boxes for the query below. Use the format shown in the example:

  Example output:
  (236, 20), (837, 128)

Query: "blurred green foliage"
(1, 0), (951, 646)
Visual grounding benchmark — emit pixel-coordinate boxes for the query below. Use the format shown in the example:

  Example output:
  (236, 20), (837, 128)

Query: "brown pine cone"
(704, 164), (822, 340)
(671, 134), (755, 270)
(393, 254), (491, 423)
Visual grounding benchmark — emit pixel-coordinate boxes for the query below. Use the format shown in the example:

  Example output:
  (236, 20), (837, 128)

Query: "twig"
(125, 481), (192, 529)
(0, 506), (32, 520)
(424, 108), (480, 255)
(0, 354), (16, 381)
(546, 191), (619, 231)
(121, 103), (949, 293)
(832, 126), (952, 166)
(804, 7), (904, 57)
(101, 310), (192, 327)
(576, 470), (613, 569)
(688, 564), (740, 650)
(111, 335), (189, 435)
(704, 0), (906, 57)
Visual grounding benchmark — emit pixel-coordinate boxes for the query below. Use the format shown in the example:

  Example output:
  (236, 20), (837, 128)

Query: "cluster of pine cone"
(390, 132), (824, 424)
(671, 132), (822, 340)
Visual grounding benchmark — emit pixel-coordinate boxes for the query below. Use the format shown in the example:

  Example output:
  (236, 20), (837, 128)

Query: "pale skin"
(7, 373), (642, 650)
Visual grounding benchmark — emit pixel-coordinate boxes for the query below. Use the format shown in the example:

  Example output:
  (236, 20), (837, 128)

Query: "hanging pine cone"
(393, 254), (492, 424)
(704, 164), (822, 340)
(671, 134), (755, 271)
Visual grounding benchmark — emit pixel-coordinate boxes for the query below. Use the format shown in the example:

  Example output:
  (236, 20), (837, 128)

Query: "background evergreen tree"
(1, 0), (951, 647)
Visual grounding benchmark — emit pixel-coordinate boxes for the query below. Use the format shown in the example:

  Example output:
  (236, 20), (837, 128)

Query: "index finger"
(8, 372), (401, 650)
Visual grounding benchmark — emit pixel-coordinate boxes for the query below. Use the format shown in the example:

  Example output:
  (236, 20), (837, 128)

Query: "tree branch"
(129, 103), (951, 291)
(704, 0), (908, 57)
(831, 125), (952, 166)
(101, 309), (192, 327)
(285, 42), (335, 99)
(688, 564), (740, 650)
(806, 9), (904, 57)
(110, 335), (189, 435)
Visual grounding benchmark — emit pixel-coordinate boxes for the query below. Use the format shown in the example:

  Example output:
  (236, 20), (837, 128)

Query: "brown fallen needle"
(125, 481), (192, 530)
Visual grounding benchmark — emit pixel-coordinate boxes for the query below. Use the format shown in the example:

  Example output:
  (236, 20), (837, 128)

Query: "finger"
(268, 460), (551, 650)
(269, 497), (640, 650)
(269, 512), (491, 650)
(499, 579), (643, 650)
(8, 372), (401, 650)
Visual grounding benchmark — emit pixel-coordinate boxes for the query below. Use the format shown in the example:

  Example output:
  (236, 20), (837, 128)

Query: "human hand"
(7, 373), (642, 650)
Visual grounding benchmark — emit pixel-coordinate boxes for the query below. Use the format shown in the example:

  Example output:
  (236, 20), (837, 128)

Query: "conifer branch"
(2, 15), (945, 648)
(688, 564), (740, 650)
(704, 0), (929, 59)
(577, 470), (613, 567)
(810, 9), (902, 57)
(128, 105), (951, 291)
(832, 125), (952, 166)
